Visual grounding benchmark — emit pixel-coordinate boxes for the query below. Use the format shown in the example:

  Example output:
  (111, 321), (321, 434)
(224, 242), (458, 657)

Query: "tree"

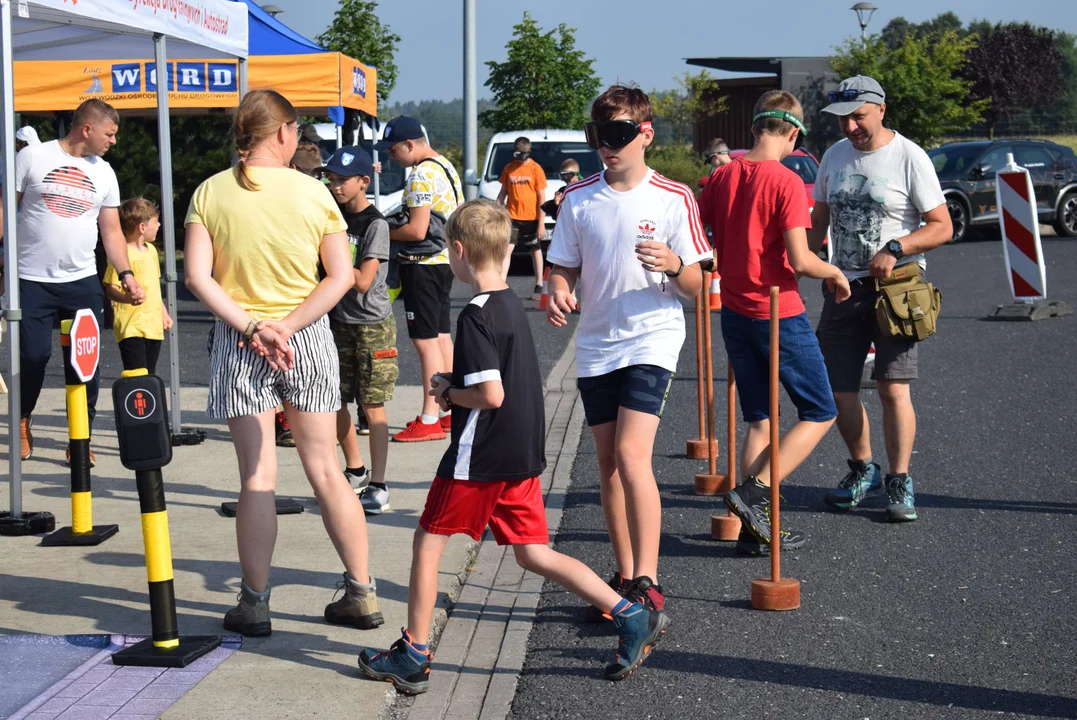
(880, 11), (963, 50)
(650, 70), (728, 144)
(963, 23), (1065, 138)
(316, 0), (401, 105)
(831, 32), (987, 148)
(480, 12), (601, 132)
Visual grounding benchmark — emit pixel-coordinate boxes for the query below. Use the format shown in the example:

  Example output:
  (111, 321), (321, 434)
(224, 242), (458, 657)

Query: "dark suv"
(928, 140), (1077, 242)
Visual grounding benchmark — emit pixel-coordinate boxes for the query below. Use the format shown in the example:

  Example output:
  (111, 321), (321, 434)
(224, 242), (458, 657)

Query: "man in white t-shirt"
(546, 85), (711, 620)
(806, 76), (952, 524)
(13, 99), (145, 463)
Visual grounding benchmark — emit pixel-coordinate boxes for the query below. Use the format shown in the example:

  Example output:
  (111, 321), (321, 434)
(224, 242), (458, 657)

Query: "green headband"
(753, 110), (806, 135)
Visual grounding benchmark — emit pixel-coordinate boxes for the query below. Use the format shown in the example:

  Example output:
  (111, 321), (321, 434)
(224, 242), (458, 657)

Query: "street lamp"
(261, 3), (283, 17)
(851, 2), (877, 43)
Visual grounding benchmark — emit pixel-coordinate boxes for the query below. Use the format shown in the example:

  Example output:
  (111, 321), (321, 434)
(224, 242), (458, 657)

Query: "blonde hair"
(752, 90), (804, 137)
(119, 197), (158, 237)
(233, 90), (298, 191)
(559, 158), (580, 173)
(445, 199), (511, 271)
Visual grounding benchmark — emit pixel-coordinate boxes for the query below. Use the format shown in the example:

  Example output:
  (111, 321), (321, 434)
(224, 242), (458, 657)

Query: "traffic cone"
(866, 344), (876, 365)
(538, 267), (551, 310)
(708, 272), (722, 311)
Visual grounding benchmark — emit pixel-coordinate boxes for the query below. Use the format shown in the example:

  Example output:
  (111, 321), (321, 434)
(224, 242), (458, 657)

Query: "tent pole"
(238, 58), (248, 99)
(370, 115), (380, 212)
(0, 0), (24, 518)
(463, 0), (477, 201)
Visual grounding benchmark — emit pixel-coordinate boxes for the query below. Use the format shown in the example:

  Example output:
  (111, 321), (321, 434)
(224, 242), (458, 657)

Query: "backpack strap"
(418, 157), (463, 205)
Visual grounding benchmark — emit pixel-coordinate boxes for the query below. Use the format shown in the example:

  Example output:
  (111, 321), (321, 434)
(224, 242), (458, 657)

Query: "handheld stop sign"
(113, 373), (172, 471)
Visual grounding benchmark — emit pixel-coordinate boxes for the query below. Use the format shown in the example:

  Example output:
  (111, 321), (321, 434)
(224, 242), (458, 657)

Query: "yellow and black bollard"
(111, 369), (220, 667)
(42, 316), (118, 546)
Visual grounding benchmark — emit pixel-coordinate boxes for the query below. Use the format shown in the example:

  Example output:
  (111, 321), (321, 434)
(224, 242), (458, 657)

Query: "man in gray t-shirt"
(807, 75), (952, 524)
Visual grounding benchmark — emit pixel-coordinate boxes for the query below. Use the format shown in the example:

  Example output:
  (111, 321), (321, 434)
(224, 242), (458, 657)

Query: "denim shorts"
(577, 364), (674, 427)
(720, 309), (837, 423)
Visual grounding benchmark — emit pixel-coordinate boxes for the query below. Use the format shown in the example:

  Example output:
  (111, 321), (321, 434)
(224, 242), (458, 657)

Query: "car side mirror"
(464, 169), (479, 186)
(970, 165), (987, 179)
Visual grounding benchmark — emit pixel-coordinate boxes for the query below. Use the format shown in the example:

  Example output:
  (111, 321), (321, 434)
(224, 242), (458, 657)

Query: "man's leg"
(834, 392), (872, 462)
(877, 380), (915, 474)
(531, 247), (544, 288)
(19, 280), (59, 420)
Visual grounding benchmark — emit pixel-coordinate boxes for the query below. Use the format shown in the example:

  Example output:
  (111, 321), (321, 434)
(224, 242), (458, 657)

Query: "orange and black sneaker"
(392, 417), (446, 443)
(358, 628), (431, 695)
(583, 572), (630, 623)
(624, 576), (665, 612)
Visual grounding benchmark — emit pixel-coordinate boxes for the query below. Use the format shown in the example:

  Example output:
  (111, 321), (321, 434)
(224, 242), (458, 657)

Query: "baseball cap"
(822, 76), (886, 116)
(322, 146), (373, 178)
(15, 126), (40, 145)
(372, 116), (424, 152)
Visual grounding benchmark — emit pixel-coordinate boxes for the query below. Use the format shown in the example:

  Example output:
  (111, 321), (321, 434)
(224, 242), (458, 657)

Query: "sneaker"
(64, 444), (97, 469)
(325, 572), (384, 629)
(824, 459), (883, 510)
(344, 467), (369, 495)
(735, 526), (807, 555)
(392, 417), (446, 443)
(885, 474), (918, 522)
(358, 629), (431, 695)
(356, 412), (370, 436)
(359, 484), (391, 515)
(583, 572), (629, 623)
(532, 284), (544, 301)
(724, 477), (807, 548)
(19, 416), (32, 461)
(223, 582), (272, 637)
(605, 604), (669, 681)
(439, 414), (452, 432)
(624, 576), (665, 612)
(275, 411), (295, 448)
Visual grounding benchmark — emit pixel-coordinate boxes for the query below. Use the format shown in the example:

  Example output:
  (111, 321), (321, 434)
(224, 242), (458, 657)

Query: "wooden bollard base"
(750, 577), (800, 611)
(694, 473), (723, 496)
(710, 513), (741, 541)
(686, 438), (718, 460)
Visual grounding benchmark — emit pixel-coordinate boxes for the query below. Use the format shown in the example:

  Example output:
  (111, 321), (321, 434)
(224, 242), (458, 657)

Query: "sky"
(267, 0), (1077, 105)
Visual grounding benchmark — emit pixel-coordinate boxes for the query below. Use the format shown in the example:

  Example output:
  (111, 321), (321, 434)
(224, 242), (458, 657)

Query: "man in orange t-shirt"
(497, 136), (547, 297)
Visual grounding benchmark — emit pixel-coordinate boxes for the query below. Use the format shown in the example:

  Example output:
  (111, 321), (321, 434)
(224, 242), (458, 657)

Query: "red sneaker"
(392, 417), (447, 443)
(440, 415), (452, 432)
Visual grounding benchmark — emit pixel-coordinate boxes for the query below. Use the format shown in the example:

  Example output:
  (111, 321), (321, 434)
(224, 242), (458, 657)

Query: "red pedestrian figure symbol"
(134, 392), (147, 416)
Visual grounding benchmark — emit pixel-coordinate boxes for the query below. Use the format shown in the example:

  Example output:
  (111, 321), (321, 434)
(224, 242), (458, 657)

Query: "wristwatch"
(664, 256), (685, 278)
(886, 240), (904, 260)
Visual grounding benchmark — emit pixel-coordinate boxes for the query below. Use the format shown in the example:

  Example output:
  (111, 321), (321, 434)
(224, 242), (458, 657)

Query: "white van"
(474, 129), (603, 239)
(311, 121), (430, 217)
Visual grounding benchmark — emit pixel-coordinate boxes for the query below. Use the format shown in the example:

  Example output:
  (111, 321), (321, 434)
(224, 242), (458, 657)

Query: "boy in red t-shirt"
(699, 90), (850, 553)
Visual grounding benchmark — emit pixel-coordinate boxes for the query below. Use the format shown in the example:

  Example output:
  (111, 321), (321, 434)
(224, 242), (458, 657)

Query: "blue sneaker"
(824, 460), (883, 510)
(357, 629), (431, 695)
(604, 603), (669, 681)
(885, 474), (917, 522)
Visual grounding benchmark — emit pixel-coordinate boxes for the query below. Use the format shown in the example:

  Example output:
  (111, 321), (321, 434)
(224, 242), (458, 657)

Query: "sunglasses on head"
(584, 120), (653, 150)
(828, 88), (882, 103)
(753, 109), (807, 150)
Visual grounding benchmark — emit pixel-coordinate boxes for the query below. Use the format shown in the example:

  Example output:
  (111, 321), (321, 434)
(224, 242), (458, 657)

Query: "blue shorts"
(577, 364), (673, 427)
(720, 309), (837, 423)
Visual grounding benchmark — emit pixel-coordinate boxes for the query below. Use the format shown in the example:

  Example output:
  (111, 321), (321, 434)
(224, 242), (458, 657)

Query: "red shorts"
(419, 476), (550, 545)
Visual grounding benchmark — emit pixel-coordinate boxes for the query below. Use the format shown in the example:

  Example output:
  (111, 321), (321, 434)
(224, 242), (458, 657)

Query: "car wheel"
(1051, 191), (1077, 238)
(947, 196), (969, 243)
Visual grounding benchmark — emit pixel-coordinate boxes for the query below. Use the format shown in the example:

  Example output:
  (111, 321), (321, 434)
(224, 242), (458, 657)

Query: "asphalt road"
(509, 236), (1077, 719)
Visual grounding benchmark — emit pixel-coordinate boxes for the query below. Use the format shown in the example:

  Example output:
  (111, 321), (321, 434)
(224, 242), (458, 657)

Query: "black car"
(928, 140), (1077, 242)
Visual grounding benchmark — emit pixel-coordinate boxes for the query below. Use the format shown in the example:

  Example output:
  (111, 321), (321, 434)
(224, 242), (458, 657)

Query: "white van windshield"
(485, 141), (602, 182)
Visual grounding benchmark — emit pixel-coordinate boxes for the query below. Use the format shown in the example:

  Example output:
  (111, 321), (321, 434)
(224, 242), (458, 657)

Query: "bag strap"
(419, 157), (462, 205)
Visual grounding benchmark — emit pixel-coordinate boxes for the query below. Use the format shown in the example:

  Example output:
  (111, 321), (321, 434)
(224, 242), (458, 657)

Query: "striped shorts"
(207, 316), (341, 419)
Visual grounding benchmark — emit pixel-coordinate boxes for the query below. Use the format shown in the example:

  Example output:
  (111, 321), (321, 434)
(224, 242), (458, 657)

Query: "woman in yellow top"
(185, 90), (383, 636)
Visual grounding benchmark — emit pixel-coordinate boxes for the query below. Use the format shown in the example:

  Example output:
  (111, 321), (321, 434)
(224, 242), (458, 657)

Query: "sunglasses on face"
(559, 171), (579, 181)
(584, 120), (653, 150)
(828, 88), (882, 103)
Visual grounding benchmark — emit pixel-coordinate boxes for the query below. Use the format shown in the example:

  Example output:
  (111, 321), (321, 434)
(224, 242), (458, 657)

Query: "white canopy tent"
(1, 0), (248, 527)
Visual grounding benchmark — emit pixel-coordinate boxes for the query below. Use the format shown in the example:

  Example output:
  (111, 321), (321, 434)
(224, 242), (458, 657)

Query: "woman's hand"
(247, 320), (296, 371)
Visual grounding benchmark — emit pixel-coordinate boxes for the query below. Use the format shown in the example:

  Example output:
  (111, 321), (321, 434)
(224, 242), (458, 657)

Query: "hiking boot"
(344, 467), (369, 495)
(223, 582), (272, 637)
(19, 416), (32, 461)
(358, 629), (431, 695)
(624, 576), (665, 612)
(392, 417), (446, 443)
(735, 525), (807, 555)
(359, 484), (390, 515)
(64, 444), (97, 469)
(324, 572), (384, 630)
(724, 477), (807, 548)
(885, 474), (918, 522)
(824, 459), (883, 510)
(583, 572), (630, 623)
(605, 604), (669, 681)
(439, 414), (452, 432)
(275, 411), (295, 448)
(356, 412), (370, 436)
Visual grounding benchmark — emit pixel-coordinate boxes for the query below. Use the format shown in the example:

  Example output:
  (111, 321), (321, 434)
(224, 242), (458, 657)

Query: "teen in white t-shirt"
(545, 86), (710, 617)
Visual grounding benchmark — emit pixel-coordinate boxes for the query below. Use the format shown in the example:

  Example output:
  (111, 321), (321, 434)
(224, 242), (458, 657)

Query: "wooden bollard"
(687, 279), (717, 460)
(710, 363), (741, 541)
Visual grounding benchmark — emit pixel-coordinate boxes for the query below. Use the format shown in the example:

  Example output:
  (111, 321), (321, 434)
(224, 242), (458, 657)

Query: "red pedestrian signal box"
(70, 309), (100, 383)
(113, 374), (172, 471)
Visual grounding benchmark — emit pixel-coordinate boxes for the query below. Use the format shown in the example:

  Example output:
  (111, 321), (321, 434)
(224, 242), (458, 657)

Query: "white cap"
(15, 126), (40, 145)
